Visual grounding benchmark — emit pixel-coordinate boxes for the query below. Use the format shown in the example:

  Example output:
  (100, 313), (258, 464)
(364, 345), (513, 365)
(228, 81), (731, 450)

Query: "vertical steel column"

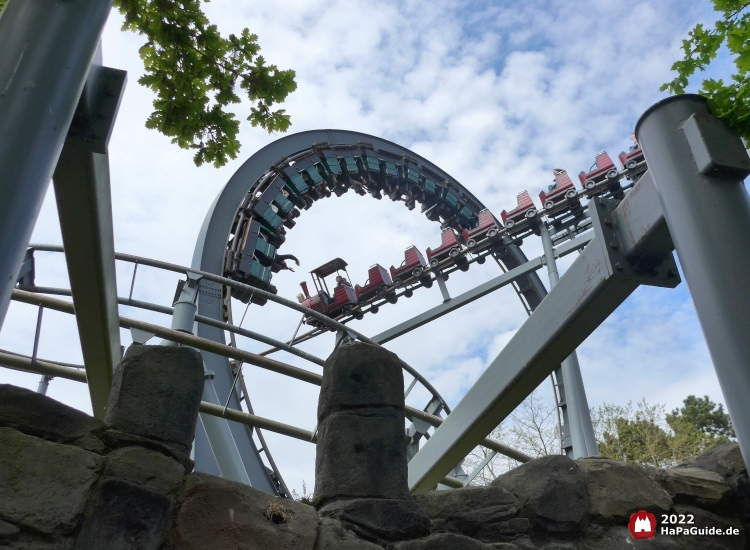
(0, 0), (113, 331)
(161, 278), (252, 486)
(539, 221), (598, 458)
(636, 95), (750, 471)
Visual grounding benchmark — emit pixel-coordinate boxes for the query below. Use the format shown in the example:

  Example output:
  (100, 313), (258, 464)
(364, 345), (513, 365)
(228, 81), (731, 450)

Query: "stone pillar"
(315, 341), (430, 544)
(74, 345), (204, 550)
(102, 344), (204, 464)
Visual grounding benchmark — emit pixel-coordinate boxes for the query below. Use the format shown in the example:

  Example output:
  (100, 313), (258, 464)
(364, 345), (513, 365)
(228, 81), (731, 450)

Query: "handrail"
(0, 349), (315, 443)
(11, 290), (323, 386)
(26, 245), (452, 414)
(17, 285), (326, 367)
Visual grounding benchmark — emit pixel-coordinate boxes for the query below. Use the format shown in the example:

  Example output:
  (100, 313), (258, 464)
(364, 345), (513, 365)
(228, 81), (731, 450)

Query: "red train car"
(355, 264), (392, 304)
(578, 151), (619, 193)
(426, 229), (460, 268)
(539, 170), (578, 209)
(500, 191), (537, 229)
(298, 258), (358, 319)
(462, 209), (500, 248)
(390, 246), (428, 285)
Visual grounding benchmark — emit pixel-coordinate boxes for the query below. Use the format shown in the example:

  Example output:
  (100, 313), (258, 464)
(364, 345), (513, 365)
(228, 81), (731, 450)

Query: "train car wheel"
(430, 258), (439, 267)
(449, 247), (460, 258)
(565, 189), (577, 198)
(487, 228), (498, 238)
(370, 305), (379, 314)
(544, 200), (554, 209)
(404, 289), (413, 298)
(393, 277), (402, 286)
(626, 160), (638, 169)
(354, 311), (364, 320)
(606, 169), (619, 179)
(466, 238), (476, 248)
(525, 208), (537, 218)
(477, 255), (486, 264)
(504, 219), (515, 228)
(376, 285), (386, 298)
(584, 180), (596, 190)
(412, 267), (423, 278)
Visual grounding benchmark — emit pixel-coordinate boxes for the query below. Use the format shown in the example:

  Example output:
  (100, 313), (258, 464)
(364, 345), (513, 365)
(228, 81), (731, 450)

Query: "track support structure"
(636, 95), (750, 473)
(0, 0), (113, 332)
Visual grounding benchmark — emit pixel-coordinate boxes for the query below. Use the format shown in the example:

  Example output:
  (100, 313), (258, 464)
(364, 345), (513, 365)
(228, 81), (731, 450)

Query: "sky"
(0, 0), (730, 494)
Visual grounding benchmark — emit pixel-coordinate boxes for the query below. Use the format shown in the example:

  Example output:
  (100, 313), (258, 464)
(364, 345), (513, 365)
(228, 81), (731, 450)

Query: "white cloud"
(0, 0), (729, 496)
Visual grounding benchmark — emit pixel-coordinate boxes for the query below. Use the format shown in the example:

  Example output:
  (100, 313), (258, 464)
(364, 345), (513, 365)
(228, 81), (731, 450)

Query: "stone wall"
(0, 342), (748, 549)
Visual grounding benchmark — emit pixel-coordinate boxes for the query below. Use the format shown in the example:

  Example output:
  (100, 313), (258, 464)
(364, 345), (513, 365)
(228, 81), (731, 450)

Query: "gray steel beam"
(0, 0), (112, 332)
(52, 61), (126, 418)
(407, 186), (680, 493)
(372, 232), (593, 345)
(539, 221), (598, 458)
(636, 95), (750, 471)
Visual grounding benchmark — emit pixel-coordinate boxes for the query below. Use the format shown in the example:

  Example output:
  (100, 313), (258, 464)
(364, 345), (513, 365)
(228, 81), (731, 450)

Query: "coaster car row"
(225, 141), (646, 321)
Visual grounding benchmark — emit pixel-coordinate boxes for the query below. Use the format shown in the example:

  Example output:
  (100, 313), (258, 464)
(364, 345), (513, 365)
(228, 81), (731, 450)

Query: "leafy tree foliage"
(662, 1), (750, 142)
(0, 0), (297, 167)
(593, 396), (734, 468)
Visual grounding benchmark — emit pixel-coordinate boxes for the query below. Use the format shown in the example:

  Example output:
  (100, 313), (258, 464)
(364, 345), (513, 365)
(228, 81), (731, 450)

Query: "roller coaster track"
(188, 129), (644, 493)
(3, 129), (644, 496)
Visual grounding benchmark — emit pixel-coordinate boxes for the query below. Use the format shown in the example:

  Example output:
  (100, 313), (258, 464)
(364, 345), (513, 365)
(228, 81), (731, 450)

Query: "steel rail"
(404, 407), (532, 464)
(26, 246), (450, 414)
(17, 284), (326, 367)
(0, 349), (317, 443)
(11, 290), (323, 386)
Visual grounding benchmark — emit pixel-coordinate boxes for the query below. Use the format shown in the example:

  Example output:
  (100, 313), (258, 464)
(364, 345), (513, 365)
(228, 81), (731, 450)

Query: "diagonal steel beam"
(407, 176), (680, 493)
(52, 59), (126, 418)
(372, 232), (594, 345)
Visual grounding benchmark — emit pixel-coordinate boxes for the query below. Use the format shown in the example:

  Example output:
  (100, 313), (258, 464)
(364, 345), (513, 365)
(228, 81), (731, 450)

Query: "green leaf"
(113, 0), (296, 167)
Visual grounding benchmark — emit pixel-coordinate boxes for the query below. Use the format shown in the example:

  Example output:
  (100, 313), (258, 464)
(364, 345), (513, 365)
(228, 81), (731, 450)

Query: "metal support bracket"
(590, 196), (681, 289)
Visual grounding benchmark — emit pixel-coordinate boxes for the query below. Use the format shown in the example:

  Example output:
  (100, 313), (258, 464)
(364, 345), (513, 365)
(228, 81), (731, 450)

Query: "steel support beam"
(636, 95), (750, 472)
(407, 182), (680, 493)
(52, 58), (126, 418)
(372, 232), (593, 345)
(539, 221), (597, 458)
(0, 0), (112, 332)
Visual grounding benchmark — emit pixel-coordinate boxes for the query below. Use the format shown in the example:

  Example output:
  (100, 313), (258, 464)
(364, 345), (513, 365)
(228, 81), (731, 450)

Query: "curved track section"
(191, 130), (552, 495)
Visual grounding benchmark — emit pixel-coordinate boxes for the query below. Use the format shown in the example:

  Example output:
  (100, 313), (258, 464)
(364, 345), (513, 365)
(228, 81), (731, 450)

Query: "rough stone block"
(100, 428), (195, 470)
(0, 427), (103, 535)
(668, 505), (746, 550)
(319, 498), (430, 542)
(582, 525), (680, 549)
(104, 345), (204, 455)
(492, 455), (587, 534)
(646, 466), (732, 511)
(414, 485), (520, 539)
(394, 532), (490, 549)
(170, 472), (319, 550)
(0, 519), (20, 542)
(74, 479), (172, 550)
(103, 446), (185, 495)
(315, 518), (390, 549)
(314, 410), (409, 502)
(0, 384), (103, 443)
(576, 457), (672, 523)
(317, 341), (404, 421)
(679, 443), (746, 479)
